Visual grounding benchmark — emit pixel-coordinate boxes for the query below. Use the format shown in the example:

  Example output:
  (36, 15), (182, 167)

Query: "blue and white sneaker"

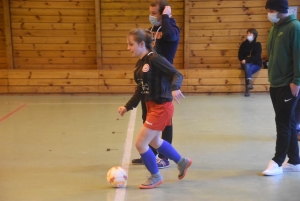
(157, 158), (170, 169)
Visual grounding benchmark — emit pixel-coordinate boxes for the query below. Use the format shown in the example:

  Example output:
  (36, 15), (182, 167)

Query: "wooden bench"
(182, 69), (269, 93)
(0, 69), (269, 94)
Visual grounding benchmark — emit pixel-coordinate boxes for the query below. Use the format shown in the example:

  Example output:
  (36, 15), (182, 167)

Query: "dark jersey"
(125, 52), (183, 110)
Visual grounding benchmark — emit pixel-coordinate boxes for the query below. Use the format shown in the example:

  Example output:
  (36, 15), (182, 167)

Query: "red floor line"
(0, 104), (27, 122)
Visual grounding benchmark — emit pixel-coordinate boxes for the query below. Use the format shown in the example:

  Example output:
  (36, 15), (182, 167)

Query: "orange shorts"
(143, 101), (174, 131)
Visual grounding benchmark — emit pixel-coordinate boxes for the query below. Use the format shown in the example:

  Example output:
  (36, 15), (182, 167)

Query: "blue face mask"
(267, 13), (280, 23)
(149, 15), (161, 26)
(247, 35), (254, 42)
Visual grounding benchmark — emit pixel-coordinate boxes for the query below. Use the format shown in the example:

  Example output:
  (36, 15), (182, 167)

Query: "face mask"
(247, 35), (254, 42)
(267, 13), (280, 23)
(149, 15), (161, 26)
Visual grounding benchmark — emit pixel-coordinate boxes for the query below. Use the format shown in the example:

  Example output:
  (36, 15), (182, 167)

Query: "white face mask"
(268, 13), (280, 23)
(149, 15), (161, 26)
(247, 35), (254, 42)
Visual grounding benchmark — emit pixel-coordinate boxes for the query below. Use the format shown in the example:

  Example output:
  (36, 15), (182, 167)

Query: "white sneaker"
(282, 162), (300, 172)
(262, 160), (283, 176)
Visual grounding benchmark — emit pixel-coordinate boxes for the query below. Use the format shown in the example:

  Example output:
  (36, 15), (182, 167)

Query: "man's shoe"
(282, 162), (300, 172)
(139, 173), (163, 189)
(132, 157), (143, 164)
(157, 158), (170, 169)
(262, 160), (283, 176)
(177, 157), (192, 180)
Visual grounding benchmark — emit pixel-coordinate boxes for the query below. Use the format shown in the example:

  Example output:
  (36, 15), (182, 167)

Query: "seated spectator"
(238, 28), (262, 97)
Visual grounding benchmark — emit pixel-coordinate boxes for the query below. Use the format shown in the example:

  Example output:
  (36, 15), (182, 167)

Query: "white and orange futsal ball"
(107, 166), (128, 188)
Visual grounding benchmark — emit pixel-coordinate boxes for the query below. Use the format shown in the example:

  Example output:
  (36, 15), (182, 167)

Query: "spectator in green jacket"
(262, 0), (300, 176)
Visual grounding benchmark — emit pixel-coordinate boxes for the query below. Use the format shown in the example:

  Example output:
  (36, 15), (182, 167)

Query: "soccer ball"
(107, 166), (128, 188)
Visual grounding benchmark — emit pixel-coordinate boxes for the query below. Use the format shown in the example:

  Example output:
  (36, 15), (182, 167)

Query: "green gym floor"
(1, 93), (300, 201)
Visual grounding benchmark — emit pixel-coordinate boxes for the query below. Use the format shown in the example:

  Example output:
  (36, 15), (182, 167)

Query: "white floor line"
(114, 108), (137, 201)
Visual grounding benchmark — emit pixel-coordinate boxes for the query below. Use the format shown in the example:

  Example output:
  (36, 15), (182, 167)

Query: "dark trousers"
(141, 99), (173, 159)
(295, 100), (300, 132)
(241, 63), (261, 79)
(270, 85), (300, 166)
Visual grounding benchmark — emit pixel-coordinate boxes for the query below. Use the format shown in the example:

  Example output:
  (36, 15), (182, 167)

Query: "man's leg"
(294, 100), (300, 140)
(272, 86), (299, 166)
(263, 86), (300, 176)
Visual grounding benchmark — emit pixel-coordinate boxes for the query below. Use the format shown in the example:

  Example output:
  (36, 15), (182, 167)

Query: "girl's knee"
(135, 141), (141, 149)
(135, 140), (147, 153)
(150, 138), (163, 149)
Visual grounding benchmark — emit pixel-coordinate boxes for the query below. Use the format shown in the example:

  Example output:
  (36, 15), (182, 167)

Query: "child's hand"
(118, 106), (127, 116)
(172, 90), (185, 104)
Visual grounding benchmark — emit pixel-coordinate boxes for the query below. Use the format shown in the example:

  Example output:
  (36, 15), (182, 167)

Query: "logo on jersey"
(142, 64), (150, 72)
(137, 79), (149, 94)
(145, 121), (153, 126)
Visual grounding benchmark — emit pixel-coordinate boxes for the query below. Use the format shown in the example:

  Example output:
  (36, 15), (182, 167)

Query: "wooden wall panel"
(184, 69), (269, 93)
(0, 0), (7, 69)
(6, 69), (137, 93)
(3, 68), (268, 94)
(8, 70), (99, 93)
(188, 0), (300, 69)
(100, 0), (184, 70)
(2, 0), (300, 94)
(0, 69), (8, 93)
(10, 0), (97, 69)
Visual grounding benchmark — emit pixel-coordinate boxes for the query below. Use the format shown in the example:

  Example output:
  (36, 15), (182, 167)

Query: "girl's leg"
(136, 126), (161, 173)
(151, 136), (192, 180)
(136, 126), (163, 189)
(131, 100), (157, 165)
(151, 138), (181, 163)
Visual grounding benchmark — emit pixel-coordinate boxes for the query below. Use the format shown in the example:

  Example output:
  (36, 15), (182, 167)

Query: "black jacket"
(125, 52), (183, 111)
(238, 39), (262, 66)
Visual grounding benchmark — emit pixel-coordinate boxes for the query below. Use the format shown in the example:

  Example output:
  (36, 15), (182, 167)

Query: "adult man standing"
(148, 1), (180, 64)
(129, 0), (180, 169)
(262, 0), (300, 176)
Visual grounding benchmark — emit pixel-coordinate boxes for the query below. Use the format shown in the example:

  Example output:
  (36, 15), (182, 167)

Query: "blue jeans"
(241, 63), (261, 79)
